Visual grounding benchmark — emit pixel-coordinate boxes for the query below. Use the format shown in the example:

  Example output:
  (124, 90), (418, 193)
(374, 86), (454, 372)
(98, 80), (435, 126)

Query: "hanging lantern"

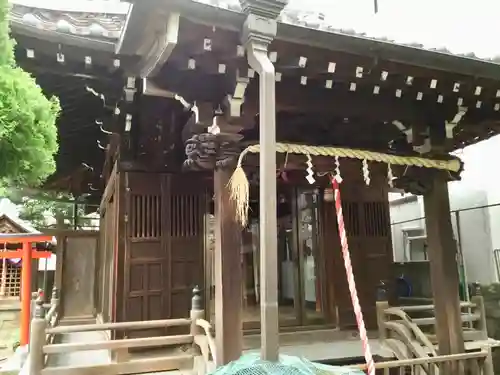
(323, 188), (334, 202)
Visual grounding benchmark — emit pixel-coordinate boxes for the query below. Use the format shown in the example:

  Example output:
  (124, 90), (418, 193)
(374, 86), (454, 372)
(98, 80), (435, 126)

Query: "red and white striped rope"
(331, 177), (375, 375)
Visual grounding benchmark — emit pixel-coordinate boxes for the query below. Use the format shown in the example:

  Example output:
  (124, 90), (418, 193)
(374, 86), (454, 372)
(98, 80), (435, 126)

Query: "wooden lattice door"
(125, 173), (207, 336)
(169, 176), (206, 320)
(322, 169), (393, 329)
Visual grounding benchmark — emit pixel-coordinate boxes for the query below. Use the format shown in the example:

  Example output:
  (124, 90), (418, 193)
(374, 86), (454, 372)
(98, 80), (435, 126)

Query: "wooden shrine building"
(9, 0), (500, 366)
(0, 214), (54, 301)
(0, 214), (33, 299)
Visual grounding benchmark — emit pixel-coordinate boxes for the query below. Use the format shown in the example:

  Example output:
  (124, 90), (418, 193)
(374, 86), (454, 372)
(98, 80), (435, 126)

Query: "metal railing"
(391, 201), (500, 294)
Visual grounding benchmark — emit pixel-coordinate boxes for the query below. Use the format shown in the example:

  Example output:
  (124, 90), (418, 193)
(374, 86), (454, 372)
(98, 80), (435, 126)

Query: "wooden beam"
(0, 234), (53, 243)
(100, 160), (118, 213)
(40, 354), (193, 375)
(158, 70), (433, 127)
(213, 167), (243, 365)
(0, 251), (51, 259)
(102, 133), (120, 185)
(43, 334), (193, 353)
(42, 229), (98, 238)
(423, 175), (465, 355)
(273, 81), (429, 124)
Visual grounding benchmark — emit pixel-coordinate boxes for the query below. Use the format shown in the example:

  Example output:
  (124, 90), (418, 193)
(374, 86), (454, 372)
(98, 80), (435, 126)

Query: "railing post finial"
(472, 281), (481, 296)
(376, 280), (388, 301)
(34, 295), (45, 319)
(191, 285), (202, 311)
(51, 286), (58, 301)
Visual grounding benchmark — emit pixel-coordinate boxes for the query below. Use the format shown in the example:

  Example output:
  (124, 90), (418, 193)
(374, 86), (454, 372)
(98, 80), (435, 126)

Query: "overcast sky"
(286, 0), (500, 59)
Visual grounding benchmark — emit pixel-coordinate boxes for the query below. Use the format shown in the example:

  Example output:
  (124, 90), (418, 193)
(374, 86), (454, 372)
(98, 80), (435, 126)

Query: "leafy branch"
(0, 0), (60, 191)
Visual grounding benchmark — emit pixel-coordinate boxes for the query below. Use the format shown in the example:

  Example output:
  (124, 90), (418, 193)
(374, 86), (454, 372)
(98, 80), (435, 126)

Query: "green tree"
(0, 0), (60, 191)
(7, 191), (94, 230)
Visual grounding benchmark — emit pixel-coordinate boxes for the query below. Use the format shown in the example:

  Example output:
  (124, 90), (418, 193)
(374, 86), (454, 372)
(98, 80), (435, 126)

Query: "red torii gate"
(0, 233), (53, 346)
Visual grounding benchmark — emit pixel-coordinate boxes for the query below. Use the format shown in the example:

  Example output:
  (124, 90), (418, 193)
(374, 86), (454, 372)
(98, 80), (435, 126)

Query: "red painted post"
(0, 234), (53, 346)
(20, 242), (32, 346)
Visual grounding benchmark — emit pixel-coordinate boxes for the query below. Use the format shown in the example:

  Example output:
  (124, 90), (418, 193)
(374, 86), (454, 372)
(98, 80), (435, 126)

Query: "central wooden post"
(214, 167), (243, 365)
(423, 175), (465, 355)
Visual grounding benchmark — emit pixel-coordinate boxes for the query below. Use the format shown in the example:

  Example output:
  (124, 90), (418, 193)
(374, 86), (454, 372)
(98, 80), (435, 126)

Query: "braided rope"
(229, 142), (462, 226)
(236, 142), (462, 172)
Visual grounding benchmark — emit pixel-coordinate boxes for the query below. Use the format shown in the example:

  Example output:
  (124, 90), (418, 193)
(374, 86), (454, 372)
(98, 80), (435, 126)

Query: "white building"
(390, 135), (500, 286)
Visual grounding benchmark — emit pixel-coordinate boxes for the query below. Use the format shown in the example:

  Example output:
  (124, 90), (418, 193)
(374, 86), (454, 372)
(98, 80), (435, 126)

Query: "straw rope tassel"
(227, 149), (251, 226)
(331, 176), (375, 375)
(227, 142), (462, 226)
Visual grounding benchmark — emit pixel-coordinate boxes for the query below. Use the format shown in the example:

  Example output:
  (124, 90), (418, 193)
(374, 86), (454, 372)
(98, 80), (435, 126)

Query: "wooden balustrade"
(378, 294), (488, 343)
(27, 286), (214, 375)
(24, 283), (496, 375)
(375, 285), (494, 375)
(353, 350), (492, 375)
(194, 318), (217, 374)
(396, 301), (476, 312)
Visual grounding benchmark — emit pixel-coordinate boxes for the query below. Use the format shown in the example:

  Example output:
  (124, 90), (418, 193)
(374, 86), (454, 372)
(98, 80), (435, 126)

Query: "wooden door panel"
(125, 173), (165, 339)
(321, 181), (393, 329)
(167, 177), (206, 334)
(169, 183), (206, 315)
(321, 201), (339, 324)
(123, 172), (207, 339)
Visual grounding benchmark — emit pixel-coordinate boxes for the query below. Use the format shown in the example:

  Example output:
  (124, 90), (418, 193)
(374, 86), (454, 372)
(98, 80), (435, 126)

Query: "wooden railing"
(352, 350), (493, 375)
(375, 286), (494, 375)
(377, 293), (488, 347)
(43, 288), (60, 340)
(27, 287), (216, 375)
(193, 318), (217, 374)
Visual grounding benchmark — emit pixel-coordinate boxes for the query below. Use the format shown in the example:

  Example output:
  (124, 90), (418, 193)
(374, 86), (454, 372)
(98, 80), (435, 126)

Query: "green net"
(209, 353), (365, 375)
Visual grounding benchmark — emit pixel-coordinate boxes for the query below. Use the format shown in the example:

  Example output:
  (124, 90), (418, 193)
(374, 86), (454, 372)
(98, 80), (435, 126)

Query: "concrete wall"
(389, 185), (496, 285)
(453, 134), (500, 283)
(389, 134), (500, 285)
(390, 195), (425, 263)
(448, 185), (495, 284)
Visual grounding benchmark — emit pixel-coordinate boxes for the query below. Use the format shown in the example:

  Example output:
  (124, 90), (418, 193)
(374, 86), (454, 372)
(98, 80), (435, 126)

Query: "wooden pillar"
(1, 243), (6, 297)
(423, 175), (465, 355)
(20, 242), (33, 346)
(214, 168), (243, 365)
(29, 296), (47, 375)
(114, 170), (127, 326)
(53, 215), (66, 293)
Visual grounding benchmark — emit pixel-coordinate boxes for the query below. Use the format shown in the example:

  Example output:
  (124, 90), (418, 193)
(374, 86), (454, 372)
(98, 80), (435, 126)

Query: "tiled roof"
(0, 213), (39, 234)
(8, 0), (500, 65)
(194, 0), (500, 64)
(9, 0), (130, 41)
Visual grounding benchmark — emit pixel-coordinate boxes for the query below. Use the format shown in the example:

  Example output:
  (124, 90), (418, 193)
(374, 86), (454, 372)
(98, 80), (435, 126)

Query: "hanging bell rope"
(228, 142), (462, 226)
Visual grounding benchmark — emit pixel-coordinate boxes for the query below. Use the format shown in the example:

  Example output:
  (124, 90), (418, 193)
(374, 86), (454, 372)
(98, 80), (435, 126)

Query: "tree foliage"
(7, 190), (94, 230)
(0, 0), (60, 191)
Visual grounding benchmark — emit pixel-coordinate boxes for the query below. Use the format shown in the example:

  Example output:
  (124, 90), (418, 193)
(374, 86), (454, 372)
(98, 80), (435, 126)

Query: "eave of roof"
(9, 0), (500, 80)
(150, 0), (500, 80)
(0, 213), (40, 234)
(9, 0), (130, 48)
(12, 0), (130, 14)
